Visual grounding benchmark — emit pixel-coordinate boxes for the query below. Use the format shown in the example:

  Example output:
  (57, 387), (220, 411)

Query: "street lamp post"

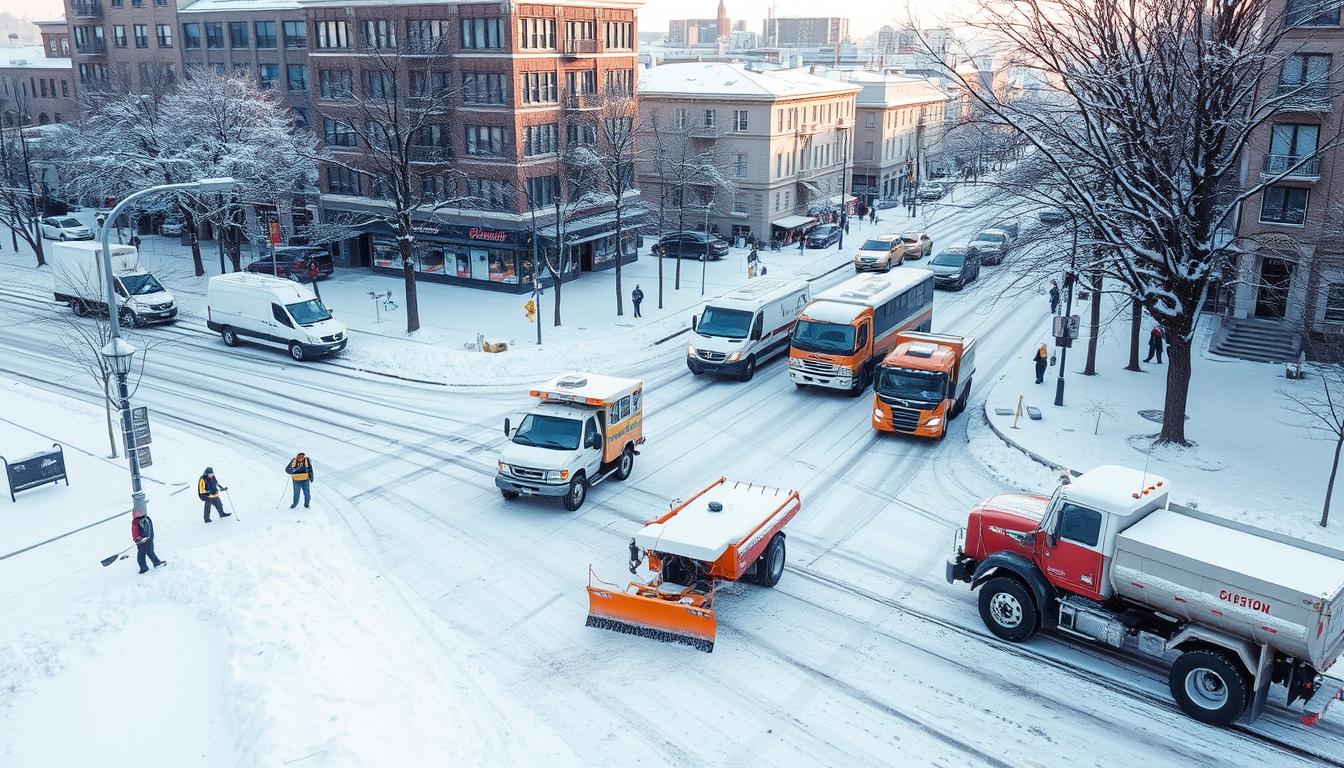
(1054, 212), (1079, 407)
(837, 129), (850, 252)
(98, 177), (235, 517)
(701, 202), (712, 296)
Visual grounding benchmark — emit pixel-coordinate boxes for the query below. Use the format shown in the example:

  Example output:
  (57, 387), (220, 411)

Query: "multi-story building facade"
(1231, 0), (1344, 357)
(762, 17), (848, 49)
(637, 61), (859, 243)
(847, 70), (946, 204)
(0, 43), (78, 127)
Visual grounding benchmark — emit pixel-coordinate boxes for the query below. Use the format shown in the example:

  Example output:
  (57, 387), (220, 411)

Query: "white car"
(39, 216), (95, 240)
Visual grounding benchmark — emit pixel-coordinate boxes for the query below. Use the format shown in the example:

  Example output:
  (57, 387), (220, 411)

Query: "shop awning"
(800, 181), (824, 198)
(771, 215), (816, 231)
(536, 206), (653, 246)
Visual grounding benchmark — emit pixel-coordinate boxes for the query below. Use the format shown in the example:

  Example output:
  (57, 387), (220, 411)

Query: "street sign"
(1053, 314), (1081, 340)
(524, 299), (536, 322)
(268, 221), (282, 245)
(134, 445), (152, 469)
(130, 406), (151, 445)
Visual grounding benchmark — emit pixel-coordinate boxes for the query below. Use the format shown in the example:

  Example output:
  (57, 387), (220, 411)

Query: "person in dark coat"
(631, 285), (644, 318)
(287, 452), (313, 509)
(131, 508), (165, 574)
(1049, 281), (1061, 314)
(198, 467), (230, 523)
(1033, 343), (1049, 384)
(1144, 326), (1165, 363)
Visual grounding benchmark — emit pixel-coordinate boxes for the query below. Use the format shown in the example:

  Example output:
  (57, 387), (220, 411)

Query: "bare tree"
(0, 87), (45, 265)
(1281, 362), (1344, 527)
(570, 96), (639, 316)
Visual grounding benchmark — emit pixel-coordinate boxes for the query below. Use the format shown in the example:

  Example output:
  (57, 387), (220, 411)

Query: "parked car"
(898, 232), (933, 260)
(928, 246), (980, 290)
(804, 224), (842, 249)
(1038, 208), (1069, 225)
(244, 246), (335, 281)
(656, 231), (730, 261)
(991, 220), (1020, 238)
(38, 216), (95, 241)
(160, 215), (184, 236)
(853, 234), (904, 273)
(967, 229), (1011, 265)
(917, 183), (947, 201)
(874, 197), (901, 210)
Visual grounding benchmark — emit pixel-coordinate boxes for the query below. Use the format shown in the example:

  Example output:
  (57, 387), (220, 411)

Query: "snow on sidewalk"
(970, 306), (1343, 548)
(0, 378), (574, 767)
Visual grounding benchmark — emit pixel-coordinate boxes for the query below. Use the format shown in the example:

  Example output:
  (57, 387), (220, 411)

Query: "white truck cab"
(49, 241), (178, 326)
(687, 279), (809, 382)
(497, 373), (644, 511)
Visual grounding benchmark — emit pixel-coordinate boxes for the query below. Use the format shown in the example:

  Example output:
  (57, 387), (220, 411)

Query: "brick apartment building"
(0, 18), (78, 128)
(58, 0), (645, 293)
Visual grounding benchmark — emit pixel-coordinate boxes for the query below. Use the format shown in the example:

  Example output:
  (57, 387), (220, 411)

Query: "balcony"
(562, 39), (600, 58)
(71, 0), (102, 18)
(1260, 153), (1322, 182)
(688, 124), (720, 139)
(797, 122), (824, 136)
(75, 39), (107, 56)
(1275, 82), (1333, 112)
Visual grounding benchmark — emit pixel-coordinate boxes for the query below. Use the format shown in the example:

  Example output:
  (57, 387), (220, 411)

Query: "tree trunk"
(552, 258), (563, 327)
(30, 225), (45, 267)
(1126, 297), (1143, 372)
(103, 385), (119, 458)
(1083, 271), (1102, 375)
(189, 232), (204, 277)
(614, 208), (624, 317)
(398, 237), (420, 334)
(1158, 333), (1192, 445)
(1324, 435), (1342, 527)
(674, 202), (685, 290)
(227, 229), (242, 272)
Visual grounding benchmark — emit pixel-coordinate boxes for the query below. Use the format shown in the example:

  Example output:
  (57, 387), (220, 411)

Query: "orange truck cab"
(872, 331), (975, 439)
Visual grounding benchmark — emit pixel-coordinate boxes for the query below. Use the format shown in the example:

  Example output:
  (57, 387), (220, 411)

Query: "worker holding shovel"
(286, 452), (314, 509)
(131, 508), (166, 574)
(198, 467), (230, 523)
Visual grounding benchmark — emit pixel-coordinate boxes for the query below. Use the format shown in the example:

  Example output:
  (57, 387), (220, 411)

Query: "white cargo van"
(206, 273), (346, 361)
(49, 241), (178, 326)
(687, 279), (809, 381)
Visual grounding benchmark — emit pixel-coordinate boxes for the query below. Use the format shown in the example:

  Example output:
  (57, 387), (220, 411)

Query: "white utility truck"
(497, 373), (644, 511)
(50, 241), (177, 326)
(206, 273), (346, 361)
(947, 465), (1344, 726)
(687, 279), (809, 382)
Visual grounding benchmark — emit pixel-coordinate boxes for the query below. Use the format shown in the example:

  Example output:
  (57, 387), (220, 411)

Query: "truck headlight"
(307, 334), (321, 343)
(687, 344), (697, 356)
(497, 461), (508, 474)
(727, 351), (741, 363)
(545, 469), (570, 482)
(788, 358), (802, 369)
(873, 408), (883, 421)
(925, 417), (942, 428)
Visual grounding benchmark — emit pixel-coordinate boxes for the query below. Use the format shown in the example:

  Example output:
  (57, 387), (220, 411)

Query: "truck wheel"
(848, 367), (870, 397)
(288, 342), (306, 361)
(1169, 650), (1250, 726)
(121, 309), (138, 329)
(738, 355), (756, 382)
(757, 534), (786, 587)
(977, 577), (1037, 642)
(614, 447), (634, 481)
(500, 489), (519, 500)
(562, 473), (588, 511)
(221, 327), (239, 347)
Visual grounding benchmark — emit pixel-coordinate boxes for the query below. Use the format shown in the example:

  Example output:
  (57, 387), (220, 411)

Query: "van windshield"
(511, 414), (582, 451)
(877, 367), (947, 403)
(791, 320), (855, 355)
(697, 306), (753, 338)
(286, 299), (332, 326)
(118, 273), (164, 296)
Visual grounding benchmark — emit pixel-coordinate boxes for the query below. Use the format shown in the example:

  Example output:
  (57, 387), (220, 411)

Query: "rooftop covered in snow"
(0, 46), (70, 71)
(639, 62), (861, 101)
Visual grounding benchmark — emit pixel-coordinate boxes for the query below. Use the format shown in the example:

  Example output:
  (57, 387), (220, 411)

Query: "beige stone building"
(846, 70), (947, 204)
(637, 61), (860, 243)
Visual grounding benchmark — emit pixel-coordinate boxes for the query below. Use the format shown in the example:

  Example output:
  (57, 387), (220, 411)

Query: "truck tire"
(977, 577), (1037, 642)
(848, 366), (870, 397)
(738, 355), (757, 382)
(757, 534), (786, 587)
(614, 447), (634, 481)
(121, 309), (138, 328)
(221, 327), (239, 347)
(1169, 649), (1250, 726)
(288, 342), (306, 361)
(500, 490), (519, 500)
(562, 473), (588, 511)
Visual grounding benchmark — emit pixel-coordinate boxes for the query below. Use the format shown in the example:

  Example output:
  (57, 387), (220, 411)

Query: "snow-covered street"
(2, 188), (1342, 767)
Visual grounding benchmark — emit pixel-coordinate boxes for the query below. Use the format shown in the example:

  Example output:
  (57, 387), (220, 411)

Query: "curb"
(980, 397), (1080, 477)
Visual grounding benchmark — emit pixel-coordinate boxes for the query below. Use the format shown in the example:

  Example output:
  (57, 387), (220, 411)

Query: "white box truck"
(686, 279), (810, 382)
(206, 273), (346, 361)
(49, 241), (178, 326)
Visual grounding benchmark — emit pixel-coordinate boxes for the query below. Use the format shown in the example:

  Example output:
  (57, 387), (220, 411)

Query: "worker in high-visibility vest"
(286, 452), (314, 509)
(198, 467), (230, 523)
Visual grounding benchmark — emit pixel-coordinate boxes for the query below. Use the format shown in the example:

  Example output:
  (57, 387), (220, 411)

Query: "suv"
(804, 224), (842, 248)
(1038, 208), (1069, 226)
(854, 234), (903, 272)
(656, 231), (729, 261)
(928, 246), (981, 290)
(917, 183), (947, 201)
(899, 232), (933, 260)
(244, 246), (335, 281)
(967, 229), (1010, 265)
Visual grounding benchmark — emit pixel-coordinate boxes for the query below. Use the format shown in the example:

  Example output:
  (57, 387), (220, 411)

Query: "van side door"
(269, 302), (295, 343)
(582, 415), (604, 476)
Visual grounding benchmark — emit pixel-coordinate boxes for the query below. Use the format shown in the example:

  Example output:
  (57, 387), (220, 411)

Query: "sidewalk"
(969, 306), (1343, 547)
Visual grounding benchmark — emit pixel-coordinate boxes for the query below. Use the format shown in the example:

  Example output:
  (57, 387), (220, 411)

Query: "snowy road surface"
(2, 198), (1342, 766)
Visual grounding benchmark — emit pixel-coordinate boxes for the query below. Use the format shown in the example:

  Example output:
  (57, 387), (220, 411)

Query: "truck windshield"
(118, 273), (165, 296)
(697, 306), (753, 338)
(286, 299), (332, 326)
(511, 414), (582, 451)
(791, 320), (855, 355)
(876, 367), (947, 403)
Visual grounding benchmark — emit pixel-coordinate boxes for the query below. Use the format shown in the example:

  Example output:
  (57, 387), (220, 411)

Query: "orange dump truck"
(871, 331), (975, 439)
(586, 478), (801, 652)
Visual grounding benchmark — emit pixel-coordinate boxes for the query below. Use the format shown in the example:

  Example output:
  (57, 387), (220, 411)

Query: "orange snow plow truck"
(872, 331), (975, 439)
(586, 478), (800, 652)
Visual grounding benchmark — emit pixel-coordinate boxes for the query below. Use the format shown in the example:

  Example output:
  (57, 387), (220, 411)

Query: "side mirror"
(503, 418), (511, 437)
(691, 315), (698, 331)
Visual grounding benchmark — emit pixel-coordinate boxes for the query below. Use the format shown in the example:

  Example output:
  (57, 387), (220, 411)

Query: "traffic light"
(525, 299), (536, 322)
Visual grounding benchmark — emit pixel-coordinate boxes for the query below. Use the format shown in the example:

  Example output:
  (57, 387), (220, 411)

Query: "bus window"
(631, 390), (642, 413)
(619, 396), (631, 421)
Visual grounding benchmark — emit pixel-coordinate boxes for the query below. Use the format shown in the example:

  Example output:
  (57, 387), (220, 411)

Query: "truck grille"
(799, 359), (839, 375)
(150, 302), (173, 311)
(697, 349), (726, 362)
(879, 398), (923, 432)
(321, 332), (343, 343)
(510, 465), (546, 481)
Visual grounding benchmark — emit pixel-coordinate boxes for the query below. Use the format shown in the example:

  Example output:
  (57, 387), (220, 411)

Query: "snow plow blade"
(585, 577), (716, 653)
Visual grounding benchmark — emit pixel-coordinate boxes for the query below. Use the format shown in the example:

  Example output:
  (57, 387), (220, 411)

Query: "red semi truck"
(946, 466), (1344, 726)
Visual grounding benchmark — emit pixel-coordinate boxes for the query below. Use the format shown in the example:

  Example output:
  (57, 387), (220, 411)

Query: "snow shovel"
(224, 489), (240, 522)
(585, 568), (717, 653)
(101, 544), (134, 567)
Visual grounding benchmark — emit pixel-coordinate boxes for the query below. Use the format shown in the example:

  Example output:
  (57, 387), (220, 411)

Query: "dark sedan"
(804, 224), (842, 248)
(244, 247), (335, 281)
(655, 232), (730, 260)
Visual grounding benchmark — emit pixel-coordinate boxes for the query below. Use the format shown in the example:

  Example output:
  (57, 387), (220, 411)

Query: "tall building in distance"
(716, 0), (730, 41)
(763, 17), (848, 48)
(667, 1), (732, 49)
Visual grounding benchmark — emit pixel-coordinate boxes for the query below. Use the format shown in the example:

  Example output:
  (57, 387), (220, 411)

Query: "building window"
(734, 109), (748, 132)
(461, 18), (503, 49)
(229, 21), (248, 48)
(412, 125), (452, 160)
(420, 173), (453, 201)
(286, 64), (307, 92)
(1326, 284), (1344, 322)
(567, 122), (596, 144)
(258, 63), (279, 89)
(1287, 0), (1342, 27)
(131, 0), (141, 6)
(323, 118), (357, 147)
(156, 24), (172, 48)
(1259, 185), (1309, 225)
(732, 196), (748, 214)
(205, 22), (223, 49)
(255, 21), (276, 49)
(465, 125), (511, 156)
(566, 20), (595, 45)
(735, 154), (747, 177)
(605, 69), (633, 96)
(362, 19), (396, 49)
(674, 108), (687, 129)
(133, 24), (148, 48)
(1267, 123), (1321, 173)
(520, 71), (557, 104)
(61, 80), (69, 97)
(406, 20), (449, 53)
(463, 72), (508, 104)
(703, 109), (716, 128)
(604, 21), (632, 49)
(328, 165), (360, 195)
(365, 70), (396, 99)
(466, 177), (512, 210)
(282, 20), (306, 48)
(113, 25), (127, 48)
(518, 18), (555, 49)
(523, 123), (559, 156)
(1279, 53), (1331, 98)
(526, 175), (559, 207)
(314, 20), (349, 49)
(409, 70), (450, 100)
(319, 69), (353, 99)
(182, 23), (200, 49)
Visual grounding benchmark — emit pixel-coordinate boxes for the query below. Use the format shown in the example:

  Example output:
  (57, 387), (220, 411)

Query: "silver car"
(39, 216), (95, 240)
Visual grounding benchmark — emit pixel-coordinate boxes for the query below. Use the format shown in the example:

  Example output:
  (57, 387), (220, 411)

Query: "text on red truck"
(1219, 590), (1271, 614)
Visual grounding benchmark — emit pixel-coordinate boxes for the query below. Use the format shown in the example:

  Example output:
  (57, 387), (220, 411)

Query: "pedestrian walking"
(843, 217), (850, 235)
(1033, 343), (1049, 384)
(198, 467), (230, 523)
(631, 285), (644, 318)
(286, 452), (314, 509)
(129, 234), (141, 249)
(1144, 326), (1165, 364)
(131, 508), (166, 574)
(869, 208), (877, 224)
(1049, 281), (1061, 314)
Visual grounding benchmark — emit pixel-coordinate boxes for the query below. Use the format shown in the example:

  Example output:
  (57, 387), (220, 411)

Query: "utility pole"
(837, 127), (849, 251)
(701, 201), (712, 296)
(532, 232), (542, 345)
(1054, 212), (1079, 407)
